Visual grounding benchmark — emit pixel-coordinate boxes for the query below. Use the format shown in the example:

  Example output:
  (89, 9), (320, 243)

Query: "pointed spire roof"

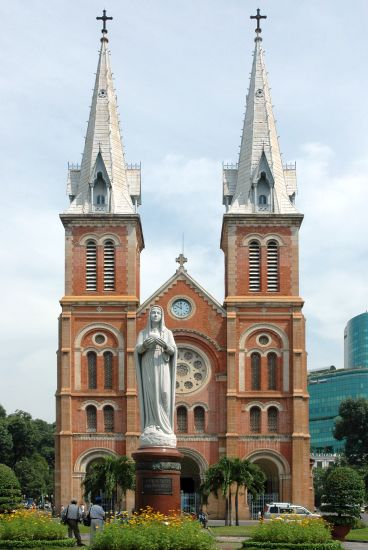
(228, 23), (298, 214)
(66, 17), (134, 214)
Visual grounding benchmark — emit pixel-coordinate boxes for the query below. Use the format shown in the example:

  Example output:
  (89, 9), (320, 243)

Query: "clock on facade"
(171, 298), (192, 318)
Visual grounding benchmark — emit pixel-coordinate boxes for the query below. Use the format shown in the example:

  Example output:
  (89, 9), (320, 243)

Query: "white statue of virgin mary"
(134, 305), (177, 448)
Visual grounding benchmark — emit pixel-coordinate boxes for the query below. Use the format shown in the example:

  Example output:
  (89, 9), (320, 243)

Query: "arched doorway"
(246, 451), (289, 518)
(179, 451), (206, 514)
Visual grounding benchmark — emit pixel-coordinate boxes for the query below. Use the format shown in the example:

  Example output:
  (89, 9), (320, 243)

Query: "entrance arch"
(246, 450), (290, 518)
(178, 448), (207, 514)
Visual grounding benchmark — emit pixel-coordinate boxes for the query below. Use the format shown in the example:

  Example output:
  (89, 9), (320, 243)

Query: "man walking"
(89, 496), (105, 543)
(62, 499), (84, 547)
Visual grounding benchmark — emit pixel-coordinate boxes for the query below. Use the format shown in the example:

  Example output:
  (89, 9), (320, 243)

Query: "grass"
(210, 526), (258, 537)
(346, 526), (368, 541)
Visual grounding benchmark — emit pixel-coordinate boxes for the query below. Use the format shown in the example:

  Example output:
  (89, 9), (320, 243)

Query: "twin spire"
(66, 11), (140, 215)
(223, 10), (298, 214)
(66, 10), (297, 217)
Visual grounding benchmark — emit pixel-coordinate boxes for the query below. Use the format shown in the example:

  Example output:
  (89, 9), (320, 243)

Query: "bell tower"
(54, 12), (144, 509)
(221, 12), (312, 508)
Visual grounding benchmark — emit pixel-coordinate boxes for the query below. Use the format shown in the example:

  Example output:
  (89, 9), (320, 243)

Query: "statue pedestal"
(132, 447), (183, 515)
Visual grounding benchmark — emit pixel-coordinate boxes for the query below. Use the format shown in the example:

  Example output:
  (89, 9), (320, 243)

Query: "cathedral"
(55, 11), (313, 518)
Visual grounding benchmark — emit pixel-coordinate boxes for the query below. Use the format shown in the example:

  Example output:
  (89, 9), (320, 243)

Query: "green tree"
(334, 397), (368, 467)
(0, 463), (22, 512)
(321, 466), (365, 525)
(14, 455), (52, 499)
(83, 455), (135, 511)
(6, 411), (37, 466)
(0, 421), (13, 465)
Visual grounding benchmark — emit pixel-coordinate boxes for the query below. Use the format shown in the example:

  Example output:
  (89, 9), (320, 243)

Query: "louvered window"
(103, 405), (114, 432)
(250, 407), (261, 433)
(104, 240), (115, 291)
(104, 352), (113, 389)
(268, 352), (277, 390)
(86, 405), (97, 432)
(88, 352), (97, 389)
(86, 240), (97, 291)
(267, 240), (279, 292)
(249, 241), (261, 291)
(194, 406), (205, 433)
(251, 353), (261, 390)
(268, 407), (278, 433)
(177, 406), (188, 433)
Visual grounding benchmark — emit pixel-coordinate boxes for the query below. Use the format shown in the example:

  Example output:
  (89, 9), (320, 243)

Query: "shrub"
(0, 540), (72, 548)
(250, 516), (332, 544)
(0, 509), (66, 541)
(321, 466), (364, 522)
(0, 464), (22, 513)
(92, 507), (215, 550)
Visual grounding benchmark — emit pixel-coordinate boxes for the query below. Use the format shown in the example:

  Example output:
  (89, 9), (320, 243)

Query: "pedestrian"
(88, 496), (105, 543)
(61, 499), (84, 547)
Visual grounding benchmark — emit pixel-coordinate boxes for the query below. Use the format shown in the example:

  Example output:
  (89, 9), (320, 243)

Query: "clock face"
(171, 298), (192, 318)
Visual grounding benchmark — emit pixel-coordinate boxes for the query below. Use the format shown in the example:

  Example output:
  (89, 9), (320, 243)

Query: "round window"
(175, 347), (210, 395)
(258, 334), (270, 346)
(94, 333), (106, 345)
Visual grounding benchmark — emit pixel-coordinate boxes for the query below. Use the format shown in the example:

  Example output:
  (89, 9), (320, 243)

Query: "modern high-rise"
(344, 312), (368, 369)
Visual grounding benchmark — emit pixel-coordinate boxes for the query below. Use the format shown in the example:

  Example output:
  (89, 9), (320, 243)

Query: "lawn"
(210, 525), (257, 537)
(346, 526), (368, 541)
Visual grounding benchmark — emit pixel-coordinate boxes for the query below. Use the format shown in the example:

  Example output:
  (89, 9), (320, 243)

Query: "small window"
(267, 240), (279, 292)
(103, 405), (114, 432)
(268, 353), (277, 390)
(86, 240), (97, 291)
(268, 407), (278, 433)
(103, 240), (115, 291)
(194, 406), (205, 433)
(249, 241), (261, 292)
(250, 407), (261, 433)
(86, 405), (97, 432)
(259, 194), (267, 205)
(96, 194), (105, 205)
(177, 406), (188, 433)
(87, 352), (97, 389)
(251, 353), (261, 390)
(104, 352), (113, 389)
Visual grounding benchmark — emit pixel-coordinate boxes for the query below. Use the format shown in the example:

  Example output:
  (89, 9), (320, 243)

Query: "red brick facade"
(55, 209), (313, 517)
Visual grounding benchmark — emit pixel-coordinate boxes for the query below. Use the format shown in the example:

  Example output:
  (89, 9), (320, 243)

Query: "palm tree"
(231, 459), (265, 525)
(82, 455), (135, 511)
(200, 457), (265, 525)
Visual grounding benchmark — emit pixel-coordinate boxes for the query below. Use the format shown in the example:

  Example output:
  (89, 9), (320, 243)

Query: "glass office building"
(308, 366), (368, 453)
(344, 312), (368, 369)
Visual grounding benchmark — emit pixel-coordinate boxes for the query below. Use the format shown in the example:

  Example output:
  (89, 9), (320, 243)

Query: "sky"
(0, 0), (367, 422)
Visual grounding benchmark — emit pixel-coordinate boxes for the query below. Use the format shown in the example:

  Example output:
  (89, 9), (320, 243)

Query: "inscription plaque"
(142, 477), (173, 495)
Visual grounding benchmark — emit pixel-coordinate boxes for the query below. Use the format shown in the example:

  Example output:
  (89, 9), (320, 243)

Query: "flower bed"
(242, 516), (343, 550)
(92, 507), (215, 550)
(0, 510), (73, 548)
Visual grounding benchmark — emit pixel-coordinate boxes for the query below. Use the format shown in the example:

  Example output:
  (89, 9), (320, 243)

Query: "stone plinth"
(132, 447), (183, 515)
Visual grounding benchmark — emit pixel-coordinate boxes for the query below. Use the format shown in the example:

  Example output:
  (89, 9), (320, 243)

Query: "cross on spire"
(175, 253), (188, 271)
(96, 9), (113, 40)
(250, 8), (267, 40)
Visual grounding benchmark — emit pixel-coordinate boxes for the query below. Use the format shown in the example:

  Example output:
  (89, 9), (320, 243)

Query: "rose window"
(175, 347), (209, 394)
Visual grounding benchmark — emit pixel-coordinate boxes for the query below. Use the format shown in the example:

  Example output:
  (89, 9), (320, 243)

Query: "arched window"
(268, 407), (278, 433)
(267, 240), (279, 292)
(259, 194), (267, 205)
(268, 352), (277, 390)
(249, 241), (261, 292)
(194, 406), (205, 433)
(251, 352), (261, 390)
(103, 240), (115, 291)
(86, 240), (97, 291)
(250, 407), (261, 433)
(103, 405), (114, 432)
(86, 405), (97, 432)
(87, 352), (97, 389)
(104, 352), (113, 389)
(177, 406), (188, 433)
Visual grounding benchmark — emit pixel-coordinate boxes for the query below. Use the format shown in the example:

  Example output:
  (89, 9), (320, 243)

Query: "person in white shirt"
(89, 496), (105, 543)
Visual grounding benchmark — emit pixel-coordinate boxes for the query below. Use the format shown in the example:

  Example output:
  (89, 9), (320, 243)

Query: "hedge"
(0, 539), (74, 548)
(242, 542), (343, 550)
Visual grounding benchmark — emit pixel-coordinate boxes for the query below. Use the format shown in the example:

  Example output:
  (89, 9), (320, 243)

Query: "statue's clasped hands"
(143, 336), (168, 350)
